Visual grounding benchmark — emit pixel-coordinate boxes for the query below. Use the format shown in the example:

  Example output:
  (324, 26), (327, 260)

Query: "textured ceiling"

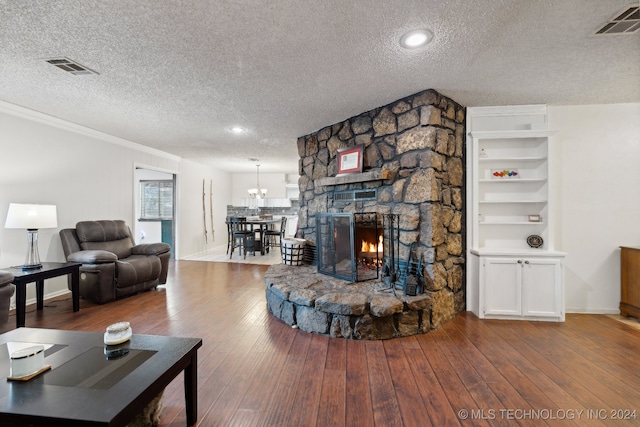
(1, 0), (638, 174)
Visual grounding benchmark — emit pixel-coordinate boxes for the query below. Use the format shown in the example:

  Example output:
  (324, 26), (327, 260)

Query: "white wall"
(549, 103), (640, 313)
(230, 172), (297, 206)
(177, 158), (231, 254)
(0, 101), (231, 306)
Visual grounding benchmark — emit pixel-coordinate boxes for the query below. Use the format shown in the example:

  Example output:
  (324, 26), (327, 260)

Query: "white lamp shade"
(5, 203), (58, 229)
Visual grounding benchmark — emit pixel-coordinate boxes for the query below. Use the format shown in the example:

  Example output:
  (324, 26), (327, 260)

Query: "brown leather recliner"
(0, 270), (15, 325)
(60, 220), (170, 304)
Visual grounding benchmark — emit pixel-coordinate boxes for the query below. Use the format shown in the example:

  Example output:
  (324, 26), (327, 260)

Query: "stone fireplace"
(265, 89), (466, 339)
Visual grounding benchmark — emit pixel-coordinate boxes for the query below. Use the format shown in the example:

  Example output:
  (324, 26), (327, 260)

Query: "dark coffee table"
(0, 328), (202, 426)
(3, 262), (81, 328)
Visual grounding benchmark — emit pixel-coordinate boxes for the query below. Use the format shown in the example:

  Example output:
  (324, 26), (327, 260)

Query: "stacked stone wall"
(272, 89), (466, 338)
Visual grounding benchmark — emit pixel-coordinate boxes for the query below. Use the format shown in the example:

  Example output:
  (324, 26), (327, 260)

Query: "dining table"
(239, 218), (280, 255)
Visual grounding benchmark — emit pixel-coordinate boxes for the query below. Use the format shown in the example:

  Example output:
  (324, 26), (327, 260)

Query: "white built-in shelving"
(471, 128), (555, 249)
(466, 105), (566, 322)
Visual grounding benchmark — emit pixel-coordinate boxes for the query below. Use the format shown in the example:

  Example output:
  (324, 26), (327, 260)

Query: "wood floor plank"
(550, 315), (640, 388)
(258, 331), (312, 427)
(493, 327), (634, 426)
(226, 408), (261, 427)
(504, 318), (640, 409)
(345, 339), (375, 427)
(288, 334), (329, 427)
(383, 338), (434, 427)
(403, 347), (461, 427)
(436, 322), (519, 427)
(449, 317), (592, 426)
(547, 337), (640, 401)
(237, 320), (298, 413)
(199, 331), (279, 426)
(365, 340), (405, 427)
(5, 261), (640, 427)
(448, 316), (601, 423)
(317, 338), (347, 427)
(317, 368), (346, 427)
(416, 331), (491, 427)
(325, 335), (347, 370)
(513, 340), (635, 426)
(451, 320), (572, 425)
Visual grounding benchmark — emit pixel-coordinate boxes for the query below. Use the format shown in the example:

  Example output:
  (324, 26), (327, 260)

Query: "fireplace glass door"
(316, 212), (380, 282)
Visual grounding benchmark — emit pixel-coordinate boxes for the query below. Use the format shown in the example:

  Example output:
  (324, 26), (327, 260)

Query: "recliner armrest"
(0, 271), (14, 288)
(68, 250), (118, 264)
(131, 243), (170, 256)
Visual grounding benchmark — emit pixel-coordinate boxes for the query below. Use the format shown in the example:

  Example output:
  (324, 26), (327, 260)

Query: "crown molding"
(467, 104), (547, 117)
(0, 100), (181, 162)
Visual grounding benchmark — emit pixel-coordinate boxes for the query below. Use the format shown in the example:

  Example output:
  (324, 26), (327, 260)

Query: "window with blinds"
(140, 180), (174, 220)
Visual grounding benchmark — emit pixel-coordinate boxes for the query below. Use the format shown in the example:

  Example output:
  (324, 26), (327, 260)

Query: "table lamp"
(5, 203), (58, 270)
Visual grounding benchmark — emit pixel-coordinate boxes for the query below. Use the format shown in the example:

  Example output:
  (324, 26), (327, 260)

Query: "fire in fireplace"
(316, 212), (400, 283)
(359, 234), (383, 268)
(356, 216), (383, 270)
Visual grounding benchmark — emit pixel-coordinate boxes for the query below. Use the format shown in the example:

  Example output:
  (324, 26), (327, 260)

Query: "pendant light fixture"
(248, 164), (267, 199)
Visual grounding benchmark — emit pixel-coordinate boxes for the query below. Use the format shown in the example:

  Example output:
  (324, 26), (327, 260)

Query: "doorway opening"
(134, 166), (177, 259)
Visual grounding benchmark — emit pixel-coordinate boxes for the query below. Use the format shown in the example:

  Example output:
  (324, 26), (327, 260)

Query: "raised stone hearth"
(265, 264), (460, 340)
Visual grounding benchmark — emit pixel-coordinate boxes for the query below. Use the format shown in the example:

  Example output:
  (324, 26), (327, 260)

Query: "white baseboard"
(565, 307), (620, 315)
(181, 245), (227, 260)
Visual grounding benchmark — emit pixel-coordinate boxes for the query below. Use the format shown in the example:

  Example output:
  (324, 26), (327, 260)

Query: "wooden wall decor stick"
(209, 179), (214, 241)
(202, 179), (208, 243)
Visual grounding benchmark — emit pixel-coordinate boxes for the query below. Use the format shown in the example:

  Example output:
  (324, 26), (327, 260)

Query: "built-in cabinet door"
(522, 258), (562, 318)
(484, 257), (522, 316)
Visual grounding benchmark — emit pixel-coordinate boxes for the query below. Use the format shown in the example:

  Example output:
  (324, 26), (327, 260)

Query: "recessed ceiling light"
(399, 29), (433, 49)
(230, 126), (246, 134)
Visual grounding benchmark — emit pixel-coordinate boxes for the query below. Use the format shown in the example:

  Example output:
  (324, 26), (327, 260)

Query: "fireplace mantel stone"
(317, 169), (394, 187)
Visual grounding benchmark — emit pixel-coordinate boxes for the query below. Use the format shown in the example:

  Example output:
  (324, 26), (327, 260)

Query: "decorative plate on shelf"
(527, 235), (544, 248)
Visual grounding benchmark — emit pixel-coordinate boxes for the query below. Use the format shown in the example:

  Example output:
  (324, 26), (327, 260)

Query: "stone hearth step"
(264, 264), (455, 340)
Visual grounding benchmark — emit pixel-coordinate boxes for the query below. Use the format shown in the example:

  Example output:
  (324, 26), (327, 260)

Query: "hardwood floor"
(3, 260), (640, 426)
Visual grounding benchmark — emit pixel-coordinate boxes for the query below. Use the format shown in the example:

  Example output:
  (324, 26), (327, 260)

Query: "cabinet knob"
(524, 260), (530, 264)
(517, 259), (523, 264)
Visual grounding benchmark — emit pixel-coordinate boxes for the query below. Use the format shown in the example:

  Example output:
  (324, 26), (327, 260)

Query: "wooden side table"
(620, 246), (640, 319)
(3, 262), (81, 328)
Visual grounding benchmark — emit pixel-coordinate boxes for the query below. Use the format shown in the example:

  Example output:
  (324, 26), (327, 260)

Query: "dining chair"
(225, 217), (233, 254)
(264, 216), (287, 253)
(228, 217), (253, 259)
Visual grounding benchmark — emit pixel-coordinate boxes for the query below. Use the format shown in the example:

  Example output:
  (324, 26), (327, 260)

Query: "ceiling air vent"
(334, 189), (378, 202)
(595, 5), (640, 34)
(45, 58), (98, 75)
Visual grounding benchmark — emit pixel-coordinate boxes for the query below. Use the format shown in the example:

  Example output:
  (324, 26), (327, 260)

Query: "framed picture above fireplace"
(336, 144), (364, 176)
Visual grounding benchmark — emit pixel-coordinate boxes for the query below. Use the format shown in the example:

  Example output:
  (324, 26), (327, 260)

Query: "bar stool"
(265, 216), (287, 253)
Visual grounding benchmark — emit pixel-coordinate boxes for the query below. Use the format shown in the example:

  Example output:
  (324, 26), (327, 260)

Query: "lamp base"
(23, 229), (43, 270)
